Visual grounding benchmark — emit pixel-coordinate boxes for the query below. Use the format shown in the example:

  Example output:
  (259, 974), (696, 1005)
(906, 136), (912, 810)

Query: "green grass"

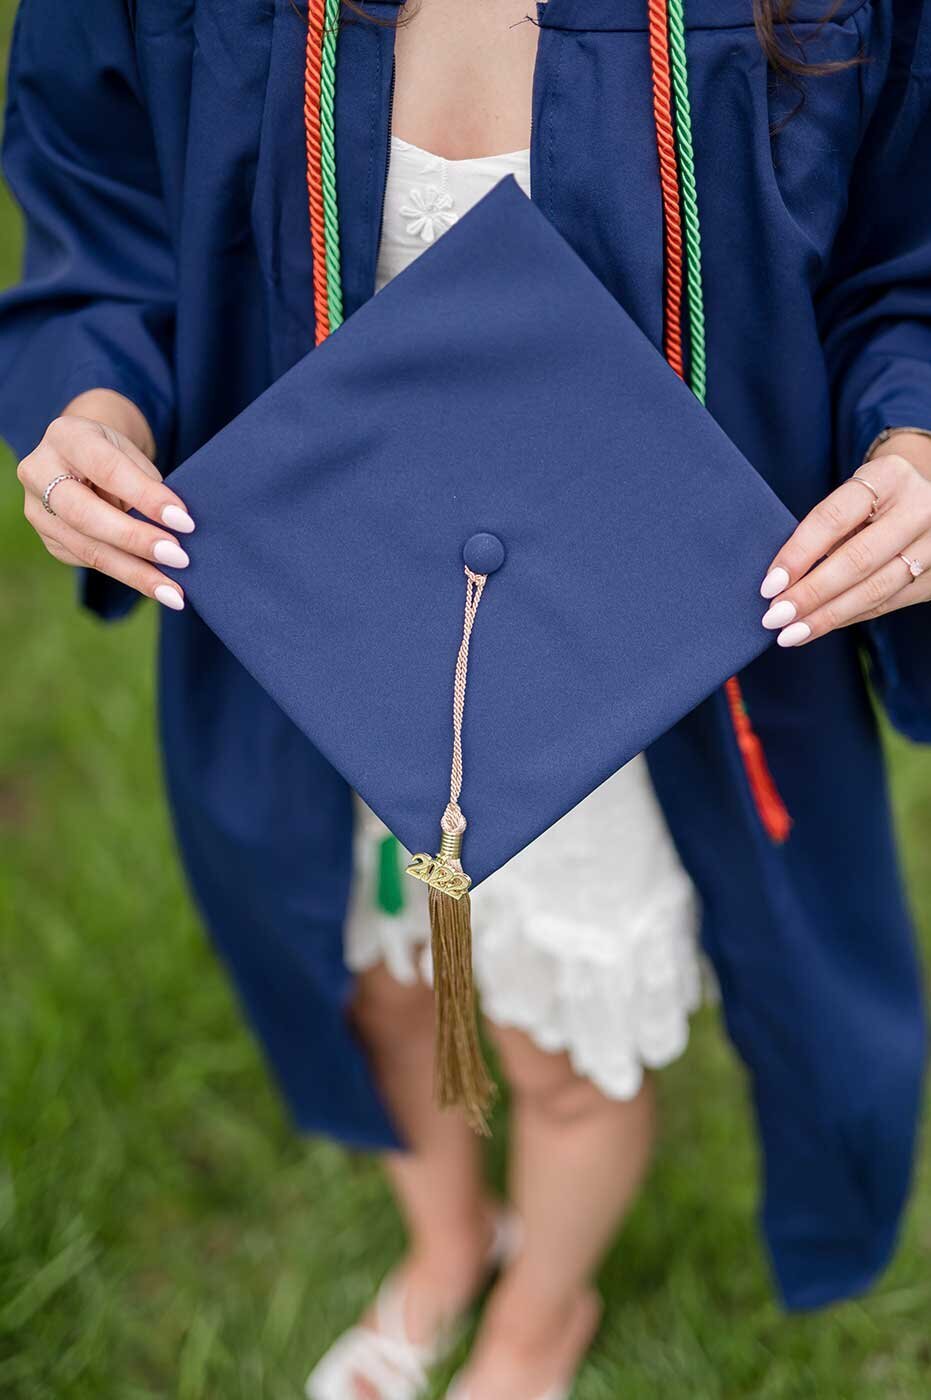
(1, 7), (930, 1397)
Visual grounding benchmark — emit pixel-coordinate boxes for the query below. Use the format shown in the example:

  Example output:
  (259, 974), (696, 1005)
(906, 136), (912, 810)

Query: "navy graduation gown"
(2, 0), (930, 1309)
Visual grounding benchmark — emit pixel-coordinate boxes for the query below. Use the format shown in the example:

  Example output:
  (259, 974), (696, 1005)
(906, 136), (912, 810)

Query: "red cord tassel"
(724, 677), (792, 843)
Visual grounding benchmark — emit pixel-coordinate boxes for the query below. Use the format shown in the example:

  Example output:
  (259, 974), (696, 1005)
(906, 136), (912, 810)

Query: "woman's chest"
(390, 0), (539, 157)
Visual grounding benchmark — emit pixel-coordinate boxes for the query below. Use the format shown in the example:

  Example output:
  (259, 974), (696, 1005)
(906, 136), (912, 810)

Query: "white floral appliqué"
(400, 185), (458, 244)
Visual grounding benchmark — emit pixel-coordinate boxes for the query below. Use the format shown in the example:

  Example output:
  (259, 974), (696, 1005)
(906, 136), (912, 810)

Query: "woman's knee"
(488, 1023), (613, 1127)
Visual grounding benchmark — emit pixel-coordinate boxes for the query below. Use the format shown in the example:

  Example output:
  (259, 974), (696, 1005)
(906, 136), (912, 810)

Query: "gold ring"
(899, 553), (925, 583)
(849, 473), (881, 518)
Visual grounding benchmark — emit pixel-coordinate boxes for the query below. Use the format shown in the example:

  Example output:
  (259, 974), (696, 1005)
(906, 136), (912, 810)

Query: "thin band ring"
(899, 553), (925, 583)
(849, 473), (881, 518)
(41, 472), (83, 516)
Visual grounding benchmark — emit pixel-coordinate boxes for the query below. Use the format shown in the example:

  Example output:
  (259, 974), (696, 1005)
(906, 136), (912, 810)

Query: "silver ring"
(41, 472), (82, 516)
(849, 473), (881, 518)
(899, 553), (925, 583)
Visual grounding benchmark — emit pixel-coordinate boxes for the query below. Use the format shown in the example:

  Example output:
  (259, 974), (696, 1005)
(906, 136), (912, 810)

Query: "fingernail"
(153, 539), (190, 568)
(155, 584), (185, 611)
(762, 600), (797, 630)
(777, 621), (811, 648)
(162, 505), (195, 533)
(761, 567), (790, 599)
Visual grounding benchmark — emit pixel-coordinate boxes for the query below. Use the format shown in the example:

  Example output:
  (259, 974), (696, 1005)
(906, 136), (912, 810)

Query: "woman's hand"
(16, 389), (194, 611)
(760, 433), (931, 646)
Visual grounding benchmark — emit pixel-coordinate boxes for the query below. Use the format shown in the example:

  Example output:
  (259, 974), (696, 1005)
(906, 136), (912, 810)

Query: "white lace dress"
(343, 136), (704, 1101)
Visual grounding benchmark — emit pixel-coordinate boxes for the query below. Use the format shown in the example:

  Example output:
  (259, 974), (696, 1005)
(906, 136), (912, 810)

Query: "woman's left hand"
(759, 433), (931, 647)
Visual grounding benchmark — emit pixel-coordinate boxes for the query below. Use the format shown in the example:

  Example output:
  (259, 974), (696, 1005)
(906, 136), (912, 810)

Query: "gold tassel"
(409, 822), (496, 1134)
(405, 564), (497, 1134)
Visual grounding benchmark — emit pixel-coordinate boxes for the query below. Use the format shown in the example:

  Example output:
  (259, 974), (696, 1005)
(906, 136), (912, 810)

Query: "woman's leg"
(460, 1024), (656, 1399)
(350, 964), (499, 1345)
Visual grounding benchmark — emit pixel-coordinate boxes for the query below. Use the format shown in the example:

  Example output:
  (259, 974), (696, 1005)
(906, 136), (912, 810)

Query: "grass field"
(1, 7), (930, 1398)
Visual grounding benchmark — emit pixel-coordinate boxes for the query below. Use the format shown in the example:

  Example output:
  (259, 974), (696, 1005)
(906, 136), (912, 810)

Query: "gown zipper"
(378, 56), (397, 250)
(529, 3), (550, 205)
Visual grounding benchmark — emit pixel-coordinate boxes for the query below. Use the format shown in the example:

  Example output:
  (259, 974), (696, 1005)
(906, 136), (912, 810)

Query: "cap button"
(463, 532), (506, 575)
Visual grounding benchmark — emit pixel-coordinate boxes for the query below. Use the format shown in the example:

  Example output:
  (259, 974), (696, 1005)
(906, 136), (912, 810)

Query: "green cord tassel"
(319, 0), (344, 329)
(376, 834), (406, 916)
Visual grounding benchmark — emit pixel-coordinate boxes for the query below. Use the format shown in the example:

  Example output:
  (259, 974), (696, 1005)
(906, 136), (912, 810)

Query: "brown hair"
(753, 0), (858, 76)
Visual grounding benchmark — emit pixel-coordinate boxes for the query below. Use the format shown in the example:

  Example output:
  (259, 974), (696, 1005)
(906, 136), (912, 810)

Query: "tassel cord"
(445, 567), (487, 833)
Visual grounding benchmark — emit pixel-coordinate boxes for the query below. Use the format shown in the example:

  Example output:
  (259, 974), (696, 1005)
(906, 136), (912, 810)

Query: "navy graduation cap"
(164, 177), (796, 1127)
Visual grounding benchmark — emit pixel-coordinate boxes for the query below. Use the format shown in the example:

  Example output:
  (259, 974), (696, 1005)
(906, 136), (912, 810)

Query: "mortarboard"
(164, 177), (796, 1128)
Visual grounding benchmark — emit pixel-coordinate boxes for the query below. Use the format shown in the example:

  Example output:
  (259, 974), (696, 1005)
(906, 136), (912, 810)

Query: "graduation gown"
(2, 0), (930, 1310)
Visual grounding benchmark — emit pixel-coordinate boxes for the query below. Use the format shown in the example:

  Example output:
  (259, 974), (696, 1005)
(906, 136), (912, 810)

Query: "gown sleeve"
(0, 0), (176, 471)
(818, 3), (931, 741)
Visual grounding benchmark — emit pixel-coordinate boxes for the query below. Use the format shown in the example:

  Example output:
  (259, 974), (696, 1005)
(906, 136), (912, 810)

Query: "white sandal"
(305, 1210), (521, 1400)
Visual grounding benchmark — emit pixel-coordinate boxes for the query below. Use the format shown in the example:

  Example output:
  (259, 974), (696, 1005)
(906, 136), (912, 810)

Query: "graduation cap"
(164, 177), (795, 1129)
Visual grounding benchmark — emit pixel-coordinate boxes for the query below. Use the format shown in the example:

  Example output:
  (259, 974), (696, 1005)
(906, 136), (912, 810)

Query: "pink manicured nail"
(153, 539), (190, 568)
(154, 584), (185, 611)
(777, 621), (811, 648)
(162, 504), (195, 533)
(760, 567), (790, 599)
(762, 600), (796, 630)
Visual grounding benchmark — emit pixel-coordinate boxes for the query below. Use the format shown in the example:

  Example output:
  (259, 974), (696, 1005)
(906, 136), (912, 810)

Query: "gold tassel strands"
(409, 808), (496, 1134)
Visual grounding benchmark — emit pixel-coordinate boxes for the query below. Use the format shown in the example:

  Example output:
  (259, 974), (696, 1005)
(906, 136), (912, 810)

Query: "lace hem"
(344, 815), (705, 1102)
(473, 878), (705, 1100)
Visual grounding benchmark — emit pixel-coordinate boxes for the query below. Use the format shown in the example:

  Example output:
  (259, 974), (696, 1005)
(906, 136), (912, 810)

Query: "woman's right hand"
(16, 392), (194, 610)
